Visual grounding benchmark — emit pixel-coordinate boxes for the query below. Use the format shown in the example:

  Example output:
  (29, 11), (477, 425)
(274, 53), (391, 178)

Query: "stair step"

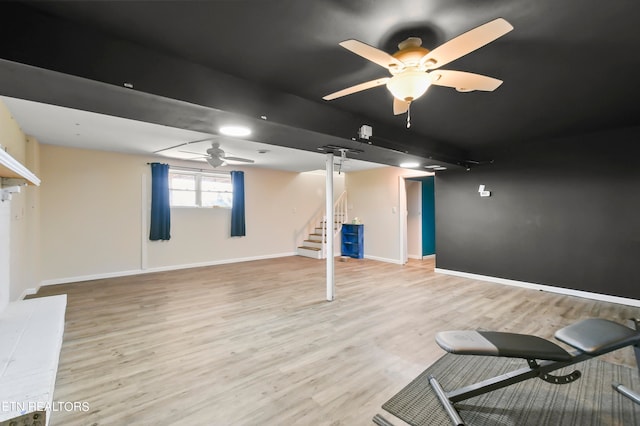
(303, 240), (324, 248)
(297, 246), (323, 259)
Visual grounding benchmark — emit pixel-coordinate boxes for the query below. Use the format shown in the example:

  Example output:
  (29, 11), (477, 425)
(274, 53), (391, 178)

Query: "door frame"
(399, 173), (434, 265)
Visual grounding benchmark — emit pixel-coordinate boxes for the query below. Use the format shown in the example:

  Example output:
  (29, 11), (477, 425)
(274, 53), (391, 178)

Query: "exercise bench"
(426, 318), (640, 425)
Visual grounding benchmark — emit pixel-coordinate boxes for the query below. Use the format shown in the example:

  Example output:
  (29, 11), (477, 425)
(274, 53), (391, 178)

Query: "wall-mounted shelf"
(0, 146), (40, 186)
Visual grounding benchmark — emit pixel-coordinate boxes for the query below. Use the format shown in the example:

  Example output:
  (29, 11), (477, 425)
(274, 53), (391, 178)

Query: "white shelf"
(0, 147), (40, 186)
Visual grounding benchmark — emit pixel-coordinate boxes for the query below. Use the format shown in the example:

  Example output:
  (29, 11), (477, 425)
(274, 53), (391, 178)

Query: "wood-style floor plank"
(32, 257), (640, 425)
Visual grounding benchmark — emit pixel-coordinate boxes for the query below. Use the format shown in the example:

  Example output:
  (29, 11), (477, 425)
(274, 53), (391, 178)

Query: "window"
(169, 170), (232, 208)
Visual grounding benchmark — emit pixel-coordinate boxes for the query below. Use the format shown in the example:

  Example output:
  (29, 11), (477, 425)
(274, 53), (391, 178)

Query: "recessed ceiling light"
(400, 162), (419, 168)
(425, 165), (440, 169)
(220, 125), (251, 137)
(434, 167), (447, 171)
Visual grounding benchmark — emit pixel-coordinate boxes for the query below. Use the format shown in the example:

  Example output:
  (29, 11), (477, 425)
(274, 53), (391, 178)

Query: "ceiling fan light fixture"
(387, 71), (432, 102)
(219, 125), (251, 137)
(206, 156), (225, 168)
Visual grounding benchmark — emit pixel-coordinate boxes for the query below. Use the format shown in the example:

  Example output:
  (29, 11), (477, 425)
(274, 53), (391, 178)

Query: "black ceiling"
(1, 0), (639, 169)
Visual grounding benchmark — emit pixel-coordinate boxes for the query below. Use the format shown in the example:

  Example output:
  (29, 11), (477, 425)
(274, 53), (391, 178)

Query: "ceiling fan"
(173, 140), (255, 168)
(323, 18), (513, 119)
(188, 142), (255, 168)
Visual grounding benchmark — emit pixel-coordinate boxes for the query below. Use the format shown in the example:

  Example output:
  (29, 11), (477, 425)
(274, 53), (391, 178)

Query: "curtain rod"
(146, 163), (230, 175)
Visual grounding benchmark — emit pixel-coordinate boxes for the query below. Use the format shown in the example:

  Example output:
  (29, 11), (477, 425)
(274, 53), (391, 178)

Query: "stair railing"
(296, 191), (348, 259)
(333, 190), (348, 235)
(321, 191), (348, 259)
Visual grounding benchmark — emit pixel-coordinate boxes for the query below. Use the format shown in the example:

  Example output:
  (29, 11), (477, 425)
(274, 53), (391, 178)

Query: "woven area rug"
(381, 354), (640, 425)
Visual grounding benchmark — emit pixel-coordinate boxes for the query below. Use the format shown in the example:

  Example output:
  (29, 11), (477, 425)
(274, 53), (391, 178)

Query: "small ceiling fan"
(323, 18), (513, 118)
(203, 142), (255, 168)
(180, 141), (255, 168)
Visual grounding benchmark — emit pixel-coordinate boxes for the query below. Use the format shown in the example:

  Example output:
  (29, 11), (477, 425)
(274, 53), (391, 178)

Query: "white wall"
(0, 100), (41, 306)
(346, 167), (428, 263)
(39, 145), (144, 281)
(0, 200), (10, 310)
(39, 144), (338, 284)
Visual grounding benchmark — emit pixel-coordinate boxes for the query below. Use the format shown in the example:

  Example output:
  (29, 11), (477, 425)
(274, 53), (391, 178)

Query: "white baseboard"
(435, 268), (640, 308)
(40, 252), (296, 286)
(364, 254), (403, 265)
(408, 254), (435, 260)
(18, 287), (38, 300)
(365, 254), (434, 264)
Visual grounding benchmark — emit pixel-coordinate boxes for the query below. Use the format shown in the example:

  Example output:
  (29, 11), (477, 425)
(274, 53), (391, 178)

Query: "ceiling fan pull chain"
(407, 103), (411, 128)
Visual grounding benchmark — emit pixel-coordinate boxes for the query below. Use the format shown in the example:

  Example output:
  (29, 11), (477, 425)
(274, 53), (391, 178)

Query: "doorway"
(400, 175), (435, 264)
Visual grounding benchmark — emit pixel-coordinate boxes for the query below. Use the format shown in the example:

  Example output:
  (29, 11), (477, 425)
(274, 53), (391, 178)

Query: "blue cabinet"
(341, 224), (364, 259)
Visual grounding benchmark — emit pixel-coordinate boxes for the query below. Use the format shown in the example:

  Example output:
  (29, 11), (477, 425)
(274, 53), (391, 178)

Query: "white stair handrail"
(333, 191), (348, 235)
(297, 191), (348, 259)
(321, 191), (348, 259)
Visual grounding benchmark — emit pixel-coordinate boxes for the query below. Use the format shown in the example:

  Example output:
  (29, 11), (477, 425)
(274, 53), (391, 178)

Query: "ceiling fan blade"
(152, 137), (215, 154)
(420, 18), (513, 70)
(179, 150), (206, 156)
(223, 156), (255, 163)
(323, 77), (389, 100)
(430, 70), (503, 92)
(393, 98), (410, 115)
(339, 39), (405, 70)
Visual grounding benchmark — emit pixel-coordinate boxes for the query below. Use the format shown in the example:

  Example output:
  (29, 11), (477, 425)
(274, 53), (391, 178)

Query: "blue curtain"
(230, 170), (246, 237)
(149, 163), (171, 241)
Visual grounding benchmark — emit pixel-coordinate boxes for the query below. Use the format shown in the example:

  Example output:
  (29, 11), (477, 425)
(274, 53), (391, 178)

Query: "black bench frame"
(428, 349), (592, 426)
(612, 319), (640, 406)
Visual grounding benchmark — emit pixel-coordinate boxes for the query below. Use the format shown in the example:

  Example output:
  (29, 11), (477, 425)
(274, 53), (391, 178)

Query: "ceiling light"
(386, 71), (432, 102)
(219, 125), (251, 137)
(425, 165), (441, 169)
(399, 162), (419, 168)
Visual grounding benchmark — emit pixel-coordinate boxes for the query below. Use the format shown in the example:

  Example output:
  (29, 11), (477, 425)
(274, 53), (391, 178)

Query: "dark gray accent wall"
(435, 126), (640, 300)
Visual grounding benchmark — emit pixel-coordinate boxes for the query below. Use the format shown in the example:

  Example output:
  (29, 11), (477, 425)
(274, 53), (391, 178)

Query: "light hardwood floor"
(33, 257), (640, 425)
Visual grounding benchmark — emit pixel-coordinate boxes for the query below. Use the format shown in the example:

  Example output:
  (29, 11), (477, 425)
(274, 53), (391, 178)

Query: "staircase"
(297, 191), (347, 259)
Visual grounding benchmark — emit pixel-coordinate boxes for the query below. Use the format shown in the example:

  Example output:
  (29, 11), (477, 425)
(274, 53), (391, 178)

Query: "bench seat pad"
(436, 330), (573, 361)
(555, 318), (640, 355)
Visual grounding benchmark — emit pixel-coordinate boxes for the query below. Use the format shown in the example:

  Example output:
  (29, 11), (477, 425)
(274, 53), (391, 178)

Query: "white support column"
(326, 153), (335, 301)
